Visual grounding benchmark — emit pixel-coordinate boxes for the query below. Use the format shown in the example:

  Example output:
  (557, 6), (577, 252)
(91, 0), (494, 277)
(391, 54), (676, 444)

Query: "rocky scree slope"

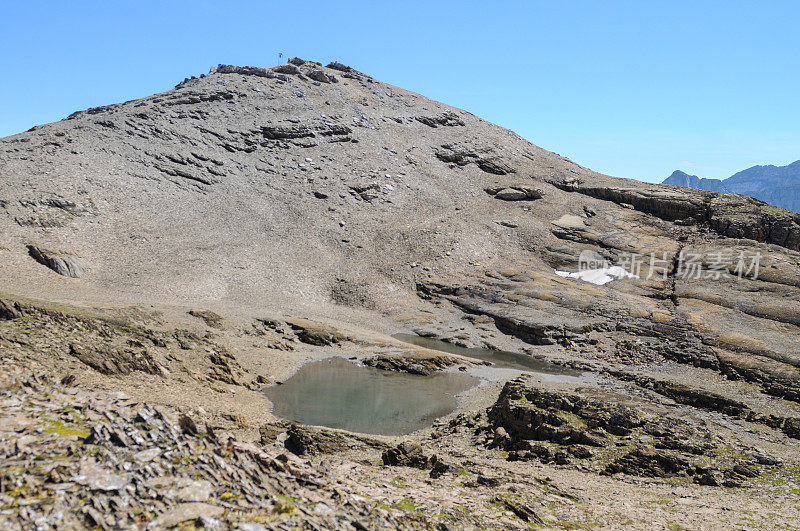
(0, 58), (586, 317)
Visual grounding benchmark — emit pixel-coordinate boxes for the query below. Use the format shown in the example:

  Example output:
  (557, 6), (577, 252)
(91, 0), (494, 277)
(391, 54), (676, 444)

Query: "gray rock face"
(415, 112), (465, 128)
(72, 462), (127, 491)
(68, 343), (162, 376)
(284, 424), (350, 455)
(0, 300), (21, 320)
(487, 376), (783, 487)
(434, 143), (515, 174)
(548, 177), (800, 249)
(382, 442), (430, 468)
(27, 245), (84, 277)
(485, 185), (543, 201)
(363, 352), (460, 375)
(306, 69), (338, 84)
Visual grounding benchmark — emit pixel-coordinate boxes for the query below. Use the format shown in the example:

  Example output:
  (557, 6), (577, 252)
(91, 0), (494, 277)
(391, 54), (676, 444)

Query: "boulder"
(187, 309), (224, 329)
(435, 143), (515, 175)
(382, 442), (429, 469)
(307, 69), (338, 83)
(68, 343), (163, 376)
(363, 353), (459, 375)
(284, 424), (350, 456)
(485, 186), (543, 201)
(148, 503), (224, 529)
(72, 463), (127, 491)
(326, 61), (352, 71)
(27, 245), (84, 277)
(285, 318), (345, 346)
(604, 447), (690, 478)
(272, 64), (301, 75)
(428, 456), (452, 478)
(0, 299), (21, 320)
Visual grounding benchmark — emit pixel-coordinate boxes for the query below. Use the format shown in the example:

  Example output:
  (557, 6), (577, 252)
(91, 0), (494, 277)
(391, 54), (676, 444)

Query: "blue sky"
(2, 1), (798, 183)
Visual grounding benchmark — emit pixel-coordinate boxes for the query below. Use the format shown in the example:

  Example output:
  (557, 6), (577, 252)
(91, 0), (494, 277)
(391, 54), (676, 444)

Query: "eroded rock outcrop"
(187, 309), (224, 329)
(488, 379), (625, 448)
(548, 177), (800, 250)
(249, 317), (346, 347)
(215, 64), (275, 78)
(0, 364), (431, 530)
(483, 377), (779, 485)
(363, 352), (465, 375)
(382, 441), (430, 469)
(284, 318), (346, 346)
(435, 143), (515, 175)
(604, 447), (690, 478)
(27, 245), (84, 277)
(68, 343), (163, 376)
(0, 300), (21, 320)
(281, 424), (381, 456)
(418, 280), (596, 345)
(414, 112), (464, 128)
(485, 185), (543, 201)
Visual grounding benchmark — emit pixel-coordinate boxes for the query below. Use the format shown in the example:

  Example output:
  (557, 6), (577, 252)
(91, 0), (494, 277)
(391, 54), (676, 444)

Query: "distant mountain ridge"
(663, 161), (800, 213)
(663, 170), (731, 194)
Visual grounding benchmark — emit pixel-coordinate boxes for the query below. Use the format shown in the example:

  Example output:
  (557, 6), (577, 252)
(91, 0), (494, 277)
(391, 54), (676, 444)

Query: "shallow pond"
(265, 335), (582, 436)
(392, 333), (579, 375)
(265, 357), (477, 436)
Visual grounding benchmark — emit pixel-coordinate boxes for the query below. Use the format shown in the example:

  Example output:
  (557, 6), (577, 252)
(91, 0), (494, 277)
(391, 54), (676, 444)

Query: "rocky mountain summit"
(663, 160), (800, 213)
(2, 59), (800, 528)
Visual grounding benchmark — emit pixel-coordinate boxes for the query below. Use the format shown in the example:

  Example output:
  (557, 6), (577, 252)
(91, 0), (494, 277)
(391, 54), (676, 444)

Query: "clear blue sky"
(2, 1), (798, 183)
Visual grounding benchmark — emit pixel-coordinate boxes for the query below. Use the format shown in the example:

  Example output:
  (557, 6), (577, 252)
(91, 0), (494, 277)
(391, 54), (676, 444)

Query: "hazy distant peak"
(662, 160), (800, 212)
(663, 170), (729, 194)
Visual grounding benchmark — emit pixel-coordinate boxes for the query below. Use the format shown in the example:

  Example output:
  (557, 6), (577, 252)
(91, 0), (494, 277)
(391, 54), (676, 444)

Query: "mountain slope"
(662, 161), (800, 212)
(0, 60), (587, 318)
(2, 59), (800, 528)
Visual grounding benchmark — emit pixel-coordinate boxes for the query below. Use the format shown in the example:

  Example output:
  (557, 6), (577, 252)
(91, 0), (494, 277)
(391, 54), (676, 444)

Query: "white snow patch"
(555, 266), (639, 286)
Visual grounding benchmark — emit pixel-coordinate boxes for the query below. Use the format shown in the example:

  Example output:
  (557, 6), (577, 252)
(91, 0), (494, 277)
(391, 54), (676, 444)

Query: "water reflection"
(392, 333), (579, 375)
(265, 357), (477, 435)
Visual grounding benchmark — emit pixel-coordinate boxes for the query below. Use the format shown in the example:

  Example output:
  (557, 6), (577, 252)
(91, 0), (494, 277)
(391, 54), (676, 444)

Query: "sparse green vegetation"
(394, 497), (418, 512)
(41, 419), (89, 438)
(273, 494), (298, 515)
